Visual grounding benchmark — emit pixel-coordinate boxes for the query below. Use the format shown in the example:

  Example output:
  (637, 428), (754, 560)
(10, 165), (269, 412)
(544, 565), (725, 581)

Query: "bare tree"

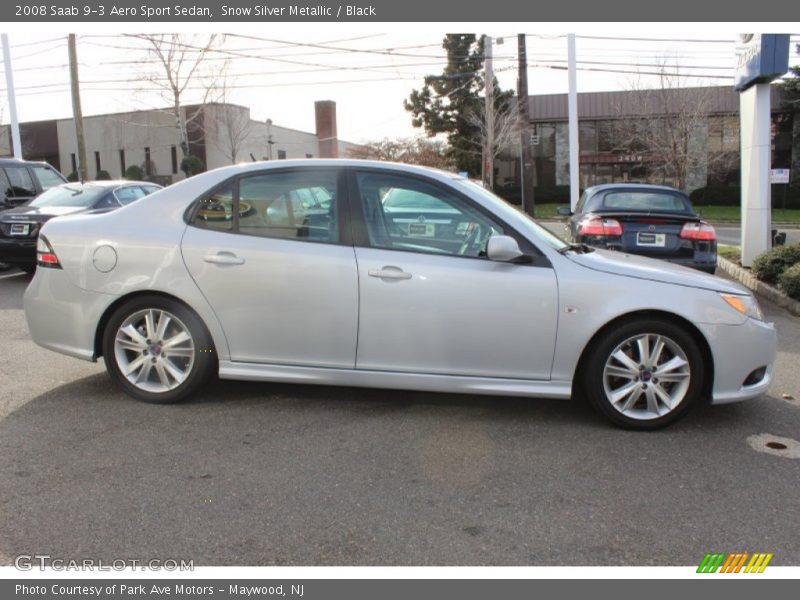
(610, 63), (736, 192)
(464, 100), (521, 185)
(207, 76), (253, 164)
(347, 137), (455, 170)
(128, 34), (224, 159)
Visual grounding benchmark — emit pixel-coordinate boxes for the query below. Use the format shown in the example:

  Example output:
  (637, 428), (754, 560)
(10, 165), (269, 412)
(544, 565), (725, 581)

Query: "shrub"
(94, 170), (111, 181)
(779, 262), (800, 300)
(124, 165), (144, 180)
(66, 171), (79, 182)
(751, 244), (800, 283)
(180, 155), (205, 177)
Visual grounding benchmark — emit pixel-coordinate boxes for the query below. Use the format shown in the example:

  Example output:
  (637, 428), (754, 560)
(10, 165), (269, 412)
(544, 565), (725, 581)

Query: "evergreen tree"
(404, 34), (513, 177)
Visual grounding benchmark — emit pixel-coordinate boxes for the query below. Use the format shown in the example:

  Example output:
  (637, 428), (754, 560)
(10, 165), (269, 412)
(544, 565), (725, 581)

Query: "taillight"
(680, 221), (716, 241)
(36, 235), (62, 269)
(578, 216), (623, 237)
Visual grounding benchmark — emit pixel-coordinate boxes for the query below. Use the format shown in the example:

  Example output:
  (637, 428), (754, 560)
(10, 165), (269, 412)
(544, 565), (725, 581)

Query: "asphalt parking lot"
(0, 268), (799, 566)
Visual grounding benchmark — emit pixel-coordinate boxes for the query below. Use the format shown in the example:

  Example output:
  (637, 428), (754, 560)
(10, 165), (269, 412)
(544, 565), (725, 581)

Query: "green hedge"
(690, 185), (800, 209)
(751, 244), (800, 284)
(494, 184), (571, 205)
(779, 263), (800, 300)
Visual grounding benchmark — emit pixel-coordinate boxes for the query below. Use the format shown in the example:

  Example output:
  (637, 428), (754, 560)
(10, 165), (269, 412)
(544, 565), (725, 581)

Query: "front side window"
(356, 171), (504, 258)
(190, 170), (339, 243)
(3, 167), (36, 198)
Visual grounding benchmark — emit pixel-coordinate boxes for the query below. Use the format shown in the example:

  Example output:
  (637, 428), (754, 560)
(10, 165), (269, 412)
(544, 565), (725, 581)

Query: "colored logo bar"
(697, 552), (773, 573)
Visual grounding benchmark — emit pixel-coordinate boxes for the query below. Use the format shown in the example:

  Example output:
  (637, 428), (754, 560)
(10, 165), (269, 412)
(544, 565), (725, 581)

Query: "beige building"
(1, 100), (357, 183)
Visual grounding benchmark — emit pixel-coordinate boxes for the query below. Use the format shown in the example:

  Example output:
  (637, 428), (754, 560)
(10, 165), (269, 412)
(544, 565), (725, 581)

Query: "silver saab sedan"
(24, 160), (776, 429)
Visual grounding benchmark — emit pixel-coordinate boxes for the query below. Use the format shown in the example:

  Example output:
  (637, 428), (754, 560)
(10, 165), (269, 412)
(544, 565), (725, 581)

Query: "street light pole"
(1, 35), (22, 160)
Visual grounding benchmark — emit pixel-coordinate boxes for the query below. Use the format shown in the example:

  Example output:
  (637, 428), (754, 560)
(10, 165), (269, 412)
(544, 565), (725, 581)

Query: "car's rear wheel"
(102, 296), (214, 404)
(0, 262), (12, 272)
(19, 264), (36, 275)
(581, 318), (705, 430)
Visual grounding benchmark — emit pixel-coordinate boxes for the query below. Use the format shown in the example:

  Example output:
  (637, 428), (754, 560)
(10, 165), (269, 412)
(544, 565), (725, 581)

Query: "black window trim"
(343, 167), (552, 269)
(185, 166), (353, 247)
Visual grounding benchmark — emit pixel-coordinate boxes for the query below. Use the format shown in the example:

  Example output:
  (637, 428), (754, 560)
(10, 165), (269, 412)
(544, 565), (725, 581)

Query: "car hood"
(0, 205), (87, 219)
(566, 248), (749, 294)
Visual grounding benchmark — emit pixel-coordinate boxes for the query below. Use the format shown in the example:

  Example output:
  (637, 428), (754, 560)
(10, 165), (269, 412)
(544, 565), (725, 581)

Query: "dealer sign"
(734, 34), (791, 92)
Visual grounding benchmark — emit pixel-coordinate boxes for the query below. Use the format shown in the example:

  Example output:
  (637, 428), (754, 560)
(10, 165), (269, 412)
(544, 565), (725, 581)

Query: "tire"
(581, 318), (705, 430)
(19, 264), (36, 275)
(101, 295), (215, 404)
(0, 262), (12, 272)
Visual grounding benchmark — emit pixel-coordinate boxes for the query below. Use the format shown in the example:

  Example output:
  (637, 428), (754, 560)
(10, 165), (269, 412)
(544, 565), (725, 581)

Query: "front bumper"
(698, 317), (777, 404)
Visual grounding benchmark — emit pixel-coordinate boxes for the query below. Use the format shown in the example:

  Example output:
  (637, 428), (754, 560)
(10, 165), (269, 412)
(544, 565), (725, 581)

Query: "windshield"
(457, 179), (570, 251)
(29, 184), (108, 208)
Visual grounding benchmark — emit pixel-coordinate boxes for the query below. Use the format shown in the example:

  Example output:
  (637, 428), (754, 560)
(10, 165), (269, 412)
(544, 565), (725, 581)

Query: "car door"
(350, 169), (559, 380)
(181, 168), (359, 368)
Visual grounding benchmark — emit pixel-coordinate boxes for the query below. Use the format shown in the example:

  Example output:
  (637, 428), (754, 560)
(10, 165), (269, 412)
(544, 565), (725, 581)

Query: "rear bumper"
(698, 317), (777, 404)
(24, 267), (114, 362)
(0, 237), (37, 265)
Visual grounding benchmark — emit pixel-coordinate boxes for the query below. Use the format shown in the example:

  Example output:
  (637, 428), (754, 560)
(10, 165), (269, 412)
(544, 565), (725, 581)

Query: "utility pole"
(567, 33), (580, 211)
(483, 35), (494, 190)
(517, 34), (535, 216)
(68, 34), (88, 181)
(1, 35), (22, 160)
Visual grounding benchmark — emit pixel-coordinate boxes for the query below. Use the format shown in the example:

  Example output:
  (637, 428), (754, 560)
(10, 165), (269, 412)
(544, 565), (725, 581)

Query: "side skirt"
(218, 360), (573, 399)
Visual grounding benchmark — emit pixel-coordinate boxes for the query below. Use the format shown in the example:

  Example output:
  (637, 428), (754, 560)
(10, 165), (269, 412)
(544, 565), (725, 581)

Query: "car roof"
(59, 180), (161, 188)
(204, 158), (465, 181)
(585, 183), (685, 195)
(0, 158), (58, 167)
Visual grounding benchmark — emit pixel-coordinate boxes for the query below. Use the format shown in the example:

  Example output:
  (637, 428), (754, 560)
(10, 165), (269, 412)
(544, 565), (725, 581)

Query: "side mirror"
(556, 206), (573, 216)
(487, 235), (528, 263)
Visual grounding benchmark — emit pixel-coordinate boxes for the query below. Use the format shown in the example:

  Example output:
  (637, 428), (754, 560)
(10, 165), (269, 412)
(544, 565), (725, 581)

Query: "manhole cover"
(747, 434), (800, 459)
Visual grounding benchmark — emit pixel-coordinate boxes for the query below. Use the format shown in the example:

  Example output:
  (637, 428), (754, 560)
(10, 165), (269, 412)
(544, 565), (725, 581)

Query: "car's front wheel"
(581, 318), (705, 430)
(102, 296), (215, 404)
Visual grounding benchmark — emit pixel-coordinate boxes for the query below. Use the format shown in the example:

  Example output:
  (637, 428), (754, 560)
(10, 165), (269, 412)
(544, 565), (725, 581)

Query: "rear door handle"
(204, 252), (245, 266)
(368, 267), (412, 280)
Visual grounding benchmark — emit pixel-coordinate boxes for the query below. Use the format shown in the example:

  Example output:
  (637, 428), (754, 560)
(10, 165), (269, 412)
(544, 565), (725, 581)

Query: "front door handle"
(368, 267), (412, 280)
(204, 252), (245, 266)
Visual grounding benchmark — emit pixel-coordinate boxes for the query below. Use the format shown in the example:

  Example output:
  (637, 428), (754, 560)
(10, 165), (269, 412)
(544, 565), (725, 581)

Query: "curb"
(716, 256), (800, 317)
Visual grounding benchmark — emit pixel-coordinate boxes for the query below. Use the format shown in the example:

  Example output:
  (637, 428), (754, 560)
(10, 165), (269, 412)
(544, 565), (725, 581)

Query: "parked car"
(24, 161), (775, 429)
(0, 180), (162, 274)
(0, 158), (68, 271)
(558, 184), (717, 273)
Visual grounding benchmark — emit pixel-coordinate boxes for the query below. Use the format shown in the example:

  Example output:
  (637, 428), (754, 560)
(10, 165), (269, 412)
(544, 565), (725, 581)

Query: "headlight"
(720, 293), (764, 321)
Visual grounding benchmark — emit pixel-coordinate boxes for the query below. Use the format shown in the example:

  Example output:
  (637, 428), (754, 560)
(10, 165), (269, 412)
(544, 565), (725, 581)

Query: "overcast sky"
(2, 28), (799, 144)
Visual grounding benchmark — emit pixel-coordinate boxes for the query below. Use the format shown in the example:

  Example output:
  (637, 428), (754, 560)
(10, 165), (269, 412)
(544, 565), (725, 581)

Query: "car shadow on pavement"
(1, 372), (798, 566)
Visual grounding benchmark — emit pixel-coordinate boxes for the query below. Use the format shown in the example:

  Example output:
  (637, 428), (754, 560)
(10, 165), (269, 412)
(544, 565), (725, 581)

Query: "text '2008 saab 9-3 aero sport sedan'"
(24, 160), (776, 430)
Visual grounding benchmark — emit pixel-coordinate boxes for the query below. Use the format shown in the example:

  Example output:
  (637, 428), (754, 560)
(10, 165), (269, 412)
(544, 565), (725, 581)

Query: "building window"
(70, 153), (77, 174)
(94, 151), (101, 175)
(171, 145), (178, 174)
(119, 150), (126, 176)
(277, 150), (287, 160)
(144, 147), (151, 176)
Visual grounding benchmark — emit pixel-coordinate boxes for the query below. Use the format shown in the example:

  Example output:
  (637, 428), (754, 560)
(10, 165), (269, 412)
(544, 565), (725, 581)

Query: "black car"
(558, 184), (717, 273)
(0, 180), (162, 273)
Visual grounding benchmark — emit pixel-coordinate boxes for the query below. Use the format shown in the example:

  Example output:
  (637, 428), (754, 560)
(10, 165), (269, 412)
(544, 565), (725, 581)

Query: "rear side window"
(114, 186), (147, 205)
(602, 192), (689, 212)
(30, 165), (66, 190)
(189, 170), (339, 244)
(3, 167), (36, 198)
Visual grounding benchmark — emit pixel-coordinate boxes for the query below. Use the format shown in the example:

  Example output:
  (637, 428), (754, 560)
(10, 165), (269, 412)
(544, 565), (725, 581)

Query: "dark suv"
(0, 159), (67, 271)
(0, 158), (67, 207)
